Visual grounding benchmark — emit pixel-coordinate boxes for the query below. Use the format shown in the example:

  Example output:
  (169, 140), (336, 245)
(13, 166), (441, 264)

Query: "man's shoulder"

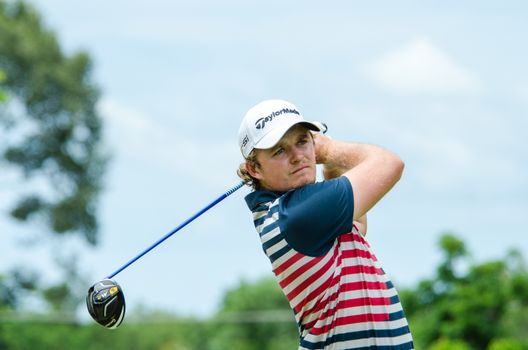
(244, 190), (281, 211)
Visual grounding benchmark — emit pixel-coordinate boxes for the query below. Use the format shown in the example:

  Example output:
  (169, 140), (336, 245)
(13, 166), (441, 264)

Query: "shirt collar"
(244, 190), (283, 211)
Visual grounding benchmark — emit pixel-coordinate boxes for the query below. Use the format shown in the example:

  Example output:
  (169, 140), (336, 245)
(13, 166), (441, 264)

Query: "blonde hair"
(237, 150), (261, 190)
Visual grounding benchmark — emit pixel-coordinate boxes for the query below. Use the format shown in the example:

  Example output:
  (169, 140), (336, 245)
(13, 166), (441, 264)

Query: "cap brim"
(254, 120), (323, 150)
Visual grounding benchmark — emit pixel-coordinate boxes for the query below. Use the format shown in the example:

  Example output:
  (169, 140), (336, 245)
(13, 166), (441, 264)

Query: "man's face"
(249, 125), (317, 192)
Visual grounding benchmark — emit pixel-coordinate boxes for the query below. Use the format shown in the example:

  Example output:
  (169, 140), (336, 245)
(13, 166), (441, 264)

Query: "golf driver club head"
(86, 279), (126, 329)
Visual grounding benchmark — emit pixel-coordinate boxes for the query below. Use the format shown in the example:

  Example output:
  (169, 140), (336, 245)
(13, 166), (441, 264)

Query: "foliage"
(400, 233), (528, 350)
(40, 254), (88, 313)
(0, 69), (7, 102)
(428, 338), (471, 350)
(0, 268), (39, 312)
(0, 320), (206, 350)
(488, 338), (526, 350)
(0, 0), (106, 322)
(209, 277), (299, 350)
(0, 0), (106, 245)
(0, 254), (87, 318)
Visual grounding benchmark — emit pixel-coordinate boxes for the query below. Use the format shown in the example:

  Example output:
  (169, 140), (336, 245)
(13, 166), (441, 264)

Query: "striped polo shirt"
(245, 177), (414, 349)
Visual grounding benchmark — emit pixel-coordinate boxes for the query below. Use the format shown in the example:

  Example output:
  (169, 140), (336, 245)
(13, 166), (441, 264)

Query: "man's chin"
(292, 175), (316, 189)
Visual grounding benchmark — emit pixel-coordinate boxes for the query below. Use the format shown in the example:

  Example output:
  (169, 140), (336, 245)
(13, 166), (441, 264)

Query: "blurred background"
(1, 0), (527, 349)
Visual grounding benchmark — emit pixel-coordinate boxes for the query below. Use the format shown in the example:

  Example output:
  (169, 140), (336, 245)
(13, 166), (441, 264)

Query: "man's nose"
(289, 146), (304, 163)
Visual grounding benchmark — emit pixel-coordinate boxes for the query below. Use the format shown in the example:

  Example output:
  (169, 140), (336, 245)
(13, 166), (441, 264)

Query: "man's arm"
(314, 133), (404, 221)
(321, 159), (368, 236)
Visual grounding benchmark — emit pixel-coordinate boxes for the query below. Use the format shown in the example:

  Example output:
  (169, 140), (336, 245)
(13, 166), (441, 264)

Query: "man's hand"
(314, 133), (349, 179)
(313, 132), (331, 164)
(354, 215), (368, 237)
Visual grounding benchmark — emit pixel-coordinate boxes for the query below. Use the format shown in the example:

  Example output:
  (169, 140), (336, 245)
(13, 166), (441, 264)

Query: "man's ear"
(246, 160), (263, 180)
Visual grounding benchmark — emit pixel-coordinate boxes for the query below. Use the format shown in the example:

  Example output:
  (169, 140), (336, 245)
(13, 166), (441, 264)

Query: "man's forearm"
(314, 133), (404, 219)
(315, 134), (392, 170)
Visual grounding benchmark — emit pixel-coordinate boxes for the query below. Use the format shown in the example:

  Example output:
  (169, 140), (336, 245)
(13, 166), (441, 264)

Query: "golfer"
(237, 99), (414, 349)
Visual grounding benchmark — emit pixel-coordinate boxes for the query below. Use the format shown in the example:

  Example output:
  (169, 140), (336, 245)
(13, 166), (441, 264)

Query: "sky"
(1, 0), (527, 319)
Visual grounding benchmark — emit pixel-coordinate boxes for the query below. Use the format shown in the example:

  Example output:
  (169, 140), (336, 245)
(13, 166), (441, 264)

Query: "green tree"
(0, 0), (106, 324)
(0, 267), (39, 313)
(400, 233), (528, 349)
(0, 0), (106, 245)
(209, 277), (298, 350)
(488, 338), (525, 350)
(429, 338), (471, 350)
(0, 69), (7, 102)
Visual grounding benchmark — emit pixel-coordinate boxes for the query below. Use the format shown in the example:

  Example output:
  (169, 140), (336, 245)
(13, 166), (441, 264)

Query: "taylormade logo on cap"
(238, 99), (324, 158)
(254, 108), (301, 130)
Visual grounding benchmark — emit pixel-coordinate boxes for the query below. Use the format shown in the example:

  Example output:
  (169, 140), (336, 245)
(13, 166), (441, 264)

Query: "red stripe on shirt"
(273, 251), (305, 275)
(303, 296), (391, 330)
(341, 231), (369, 245)
(342, 264), (384, 276)
(299, 264), (386, 323)
(286, 252), (337, 302)
(341, 246), (378, 262)
(293, 272), (336, 315)
(301, 279), (389, 328)
(278, 253), (328, 289)
(311, 312), (391, 335)
(291, 240), (383, 319)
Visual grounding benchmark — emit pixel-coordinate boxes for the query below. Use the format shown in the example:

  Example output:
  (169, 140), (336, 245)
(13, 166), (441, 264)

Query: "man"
(237, 99), (414, 349)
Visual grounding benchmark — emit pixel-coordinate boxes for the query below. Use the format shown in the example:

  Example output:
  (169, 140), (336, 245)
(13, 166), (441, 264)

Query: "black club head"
(86, 279), (126, 329)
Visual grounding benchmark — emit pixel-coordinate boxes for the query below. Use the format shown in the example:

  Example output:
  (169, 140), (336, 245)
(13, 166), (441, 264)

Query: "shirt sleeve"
(278, 176), (354, 256)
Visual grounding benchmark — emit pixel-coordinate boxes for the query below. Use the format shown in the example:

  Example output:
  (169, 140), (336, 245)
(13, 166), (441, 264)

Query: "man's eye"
(273, 148), (284, 156)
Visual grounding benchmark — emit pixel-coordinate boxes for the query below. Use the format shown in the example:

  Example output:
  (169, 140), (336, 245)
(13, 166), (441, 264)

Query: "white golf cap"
(238, 99), (326, 158)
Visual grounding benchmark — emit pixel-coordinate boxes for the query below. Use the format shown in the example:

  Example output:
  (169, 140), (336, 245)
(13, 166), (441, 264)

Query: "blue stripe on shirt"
(269, 244), (292, 263)
(262, 233), (284, 252)
(301, 325), (413, 349)
(259, 220), (279, 237)
(253, 205), (280, 227)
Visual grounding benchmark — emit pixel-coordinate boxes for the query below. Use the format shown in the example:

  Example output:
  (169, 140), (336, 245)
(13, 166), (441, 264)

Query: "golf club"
(86, 181), (244, 328)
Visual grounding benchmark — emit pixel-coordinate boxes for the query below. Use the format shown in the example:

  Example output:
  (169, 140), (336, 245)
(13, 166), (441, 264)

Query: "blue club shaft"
(107, 182), (244, 279)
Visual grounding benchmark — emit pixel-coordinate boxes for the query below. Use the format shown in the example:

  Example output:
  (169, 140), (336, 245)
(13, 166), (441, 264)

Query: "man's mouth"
(292, 166), (309, 174)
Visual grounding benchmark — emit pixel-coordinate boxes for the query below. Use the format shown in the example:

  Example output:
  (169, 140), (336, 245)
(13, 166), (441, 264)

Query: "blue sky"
(1, 1), (527, 319)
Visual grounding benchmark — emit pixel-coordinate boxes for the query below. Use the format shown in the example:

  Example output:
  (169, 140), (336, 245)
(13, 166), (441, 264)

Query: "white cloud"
(97, 97), (239, 187)
(99, 97), (153, 133)
(515, 84), (528, 104)
(334, 100), (527, 197)
(398, 128), (522, 193)
(367, 37), (482, 95)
